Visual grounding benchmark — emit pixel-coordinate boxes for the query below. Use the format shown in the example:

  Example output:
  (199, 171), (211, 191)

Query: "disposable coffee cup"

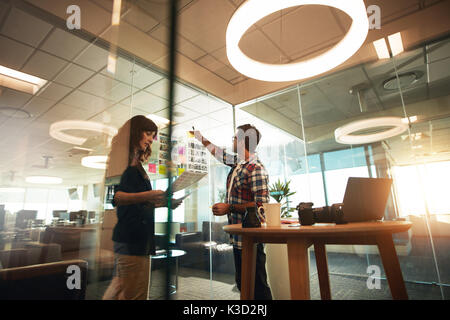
(258, 203), (281, 227)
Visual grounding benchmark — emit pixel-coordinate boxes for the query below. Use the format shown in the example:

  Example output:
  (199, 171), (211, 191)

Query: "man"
(190, 124), (272, 300)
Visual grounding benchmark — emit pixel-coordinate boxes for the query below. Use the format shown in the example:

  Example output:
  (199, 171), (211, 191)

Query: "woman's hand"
(147, 190), (166, 205)
(211, 203), (230, 216)
(154, 198), (182, 209)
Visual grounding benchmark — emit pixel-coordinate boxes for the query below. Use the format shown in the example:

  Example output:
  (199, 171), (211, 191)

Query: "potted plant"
(269, 179), (296, 218)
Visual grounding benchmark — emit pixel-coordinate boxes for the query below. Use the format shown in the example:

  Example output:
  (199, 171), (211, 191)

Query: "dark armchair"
(0, 259), (88, 300)
(175, 221), (234, 274)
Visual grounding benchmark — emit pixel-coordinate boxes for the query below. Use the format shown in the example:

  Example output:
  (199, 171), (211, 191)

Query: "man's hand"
(188, 130), (203, 142)
(211, 203), (231, 216)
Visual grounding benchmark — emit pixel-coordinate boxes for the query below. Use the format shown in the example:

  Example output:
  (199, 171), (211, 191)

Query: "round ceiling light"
(335, 117), (409, 145)
(383, 72), (422, 91)
(26, 176), (63, 185)
(49, 120), (118, 146)
(226, 0), (369, 82)
(81, 155), (108, 169)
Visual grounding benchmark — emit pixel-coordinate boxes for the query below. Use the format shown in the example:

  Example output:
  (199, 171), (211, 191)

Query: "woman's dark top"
(112, 165), (156, 256)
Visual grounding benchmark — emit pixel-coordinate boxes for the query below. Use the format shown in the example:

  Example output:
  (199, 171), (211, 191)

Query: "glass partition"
(1, 0), (449, 302)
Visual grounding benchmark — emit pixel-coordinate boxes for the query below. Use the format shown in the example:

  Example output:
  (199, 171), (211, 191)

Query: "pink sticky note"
(148, 163), (157, 173)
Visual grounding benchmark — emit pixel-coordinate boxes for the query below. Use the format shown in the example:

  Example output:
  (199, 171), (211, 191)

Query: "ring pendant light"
(334, 117), (409, 145)
(226, 0), (369, 82)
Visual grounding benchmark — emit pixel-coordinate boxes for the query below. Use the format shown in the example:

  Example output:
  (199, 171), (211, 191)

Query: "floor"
(86, 264), (448, 300)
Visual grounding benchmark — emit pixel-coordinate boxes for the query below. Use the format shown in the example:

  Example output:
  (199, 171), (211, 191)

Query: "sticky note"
(159, 165), (166, 175)
(148, 163), (157, 173)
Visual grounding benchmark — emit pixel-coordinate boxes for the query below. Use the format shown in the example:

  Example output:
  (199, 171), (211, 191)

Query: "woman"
(103, 115), (181, 300)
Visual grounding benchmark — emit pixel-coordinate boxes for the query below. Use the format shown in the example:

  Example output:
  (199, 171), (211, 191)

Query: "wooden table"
(223, 221), (412, 300)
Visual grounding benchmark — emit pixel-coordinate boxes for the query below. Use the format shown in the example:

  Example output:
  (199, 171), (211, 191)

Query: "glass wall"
(0, 0), (449, 301)
(236, 35), (450, 299)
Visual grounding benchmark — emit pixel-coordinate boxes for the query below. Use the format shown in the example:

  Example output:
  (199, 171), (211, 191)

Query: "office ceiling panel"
(122, 6), (159, 33)
(73, 44), (109, 72)
(260, 5), (345, 61)
(54, 63), (95, 88)
(0, 7), (52, 47)
(21, 96), (54, 118)
(124, 90), (167, 113)
(78, 73), (137, 102)
(61, 90), (113, 114)
(0, 34), (34, 70)
(40, 28), (90, 61)
(240, 29), (287, 64)
(144, 78), (199, 104)
(36, 82), (72, 102)
(180, 94), (230, 115)
(128, 65), (164, 90)
(0, 88), (31, 108)
(178, 0), (235, 53)
(21, 50), (67, 81)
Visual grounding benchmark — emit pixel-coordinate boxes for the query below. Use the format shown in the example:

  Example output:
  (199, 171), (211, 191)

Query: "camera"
(296, 202), (346, 226)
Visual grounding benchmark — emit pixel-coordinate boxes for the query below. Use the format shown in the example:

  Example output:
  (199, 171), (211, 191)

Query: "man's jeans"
(233, 244), (272, 300)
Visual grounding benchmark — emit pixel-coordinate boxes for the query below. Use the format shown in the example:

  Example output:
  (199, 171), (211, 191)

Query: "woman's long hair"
(107, 116), (158, 178)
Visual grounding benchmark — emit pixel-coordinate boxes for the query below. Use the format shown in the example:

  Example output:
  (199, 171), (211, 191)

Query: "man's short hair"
(236, 124), (261, 153)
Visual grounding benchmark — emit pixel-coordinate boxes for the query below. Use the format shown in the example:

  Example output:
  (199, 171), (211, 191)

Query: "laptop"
(342, 177), (393, 223)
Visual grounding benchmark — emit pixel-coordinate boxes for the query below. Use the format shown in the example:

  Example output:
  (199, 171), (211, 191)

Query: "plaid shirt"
(221, 152), (270, 249)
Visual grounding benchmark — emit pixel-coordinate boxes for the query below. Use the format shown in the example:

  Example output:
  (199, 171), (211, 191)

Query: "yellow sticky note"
(187, 131), (194, 138)
(159, 165), (166, 175)
(178, 168), (185, 176)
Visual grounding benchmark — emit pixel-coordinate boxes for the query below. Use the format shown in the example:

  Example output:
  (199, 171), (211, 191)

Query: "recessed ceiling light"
(0, 107), (32, 119)
(0, 65), (47, 94)
(81, 155), (108, 169)
(49, 120), (118, 146)
(387, 32), (404, 57)
(26, 176), (63, 184)
(111, 0), (122, 25)
(147, 114), (172, 128)
(226, 0), (369, 82)
(107, 53), (117, 74)
(401, 115), (418, 124)
(373, 38), (390, 60)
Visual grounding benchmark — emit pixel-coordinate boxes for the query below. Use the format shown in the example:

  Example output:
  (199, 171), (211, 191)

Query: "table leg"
(314, 242), (331, 300)
(287, 239), (311, 300)
(175, 257), (179, 290)
(241, 236), (256, 300)
(376, 234), (408, 300)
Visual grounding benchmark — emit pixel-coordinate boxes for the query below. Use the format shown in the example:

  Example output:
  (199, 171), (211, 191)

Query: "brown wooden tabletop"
(223, 221), (412, 300)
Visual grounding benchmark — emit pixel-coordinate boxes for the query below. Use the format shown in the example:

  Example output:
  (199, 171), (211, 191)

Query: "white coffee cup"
(258, 203), (281, 227)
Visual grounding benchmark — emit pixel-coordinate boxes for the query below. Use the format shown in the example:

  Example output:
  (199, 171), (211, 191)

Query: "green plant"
(269, 179), (296, 218)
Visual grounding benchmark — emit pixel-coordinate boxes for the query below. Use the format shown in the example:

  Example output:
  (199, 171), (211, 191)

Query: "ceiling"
(0, 0), (449, 188)
(16, 0), (450, 104)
